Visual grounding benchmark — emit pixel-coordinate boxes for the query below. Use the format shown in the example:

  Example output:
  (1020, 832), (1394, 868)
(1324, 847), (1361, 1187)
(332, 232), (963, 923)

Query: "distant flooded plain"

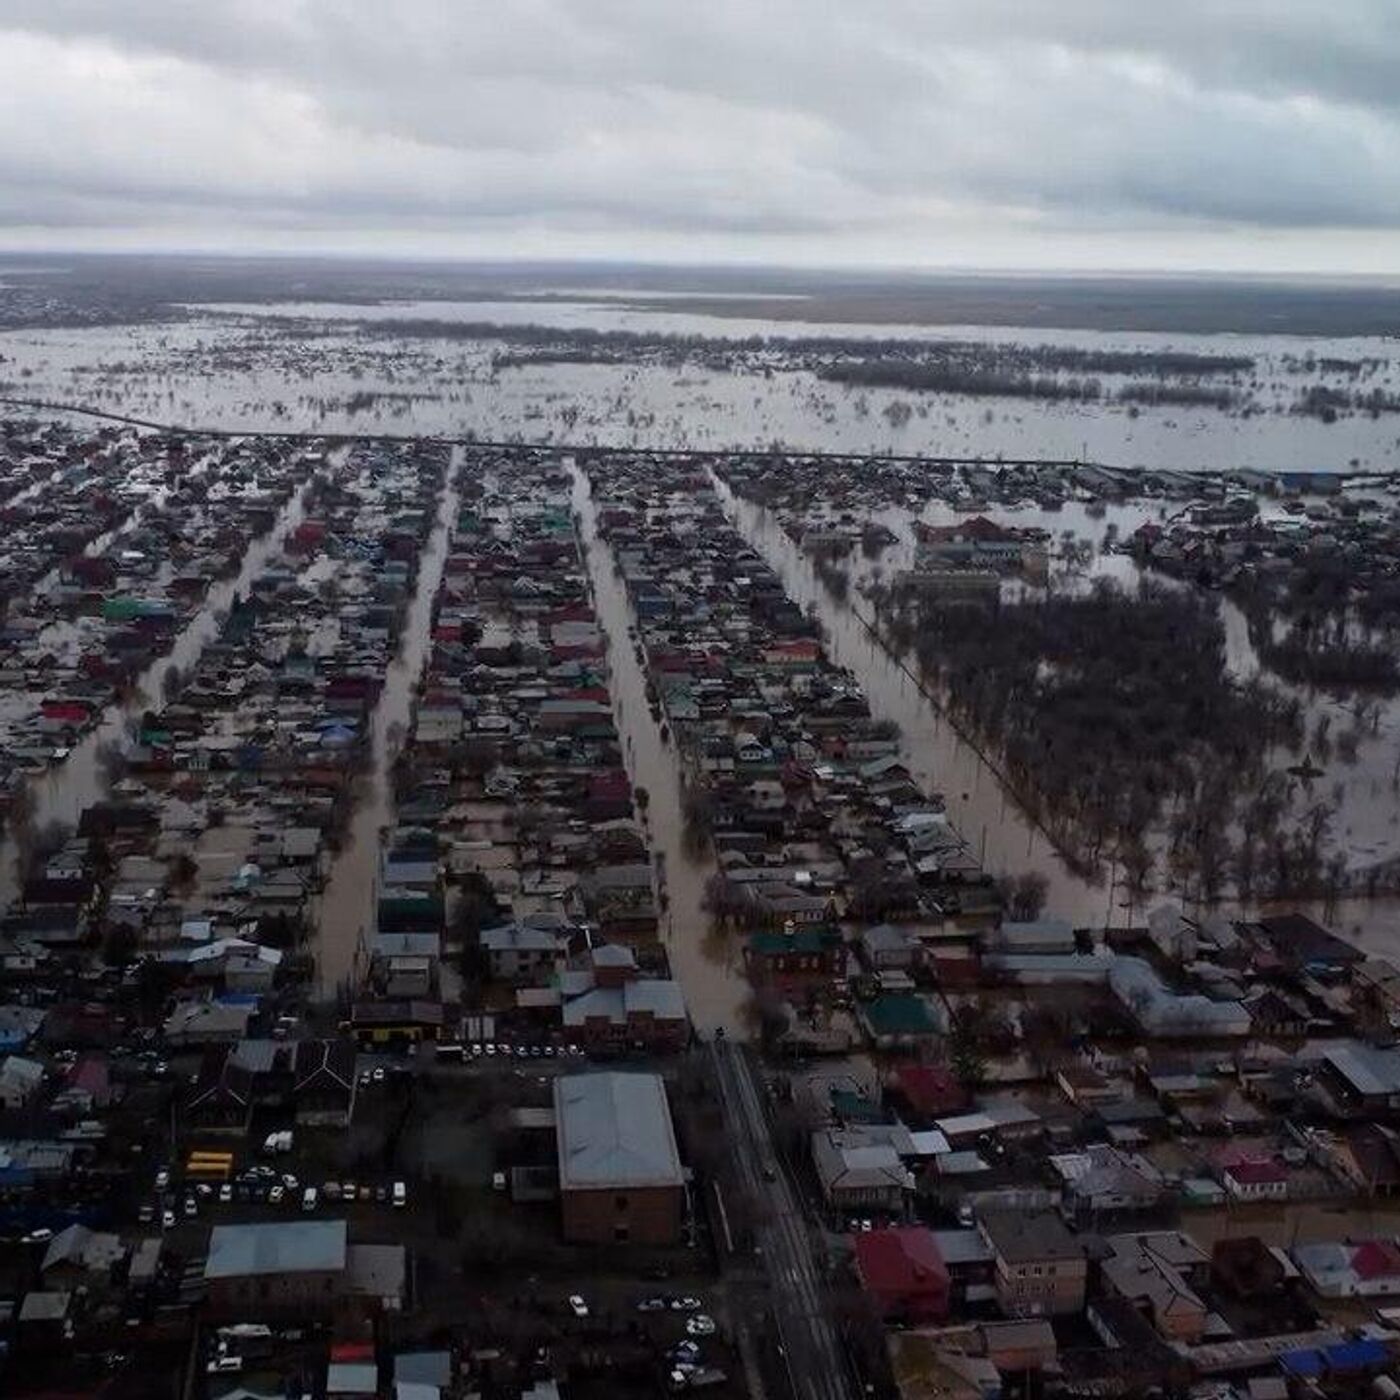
(1, 291), (1398, 471)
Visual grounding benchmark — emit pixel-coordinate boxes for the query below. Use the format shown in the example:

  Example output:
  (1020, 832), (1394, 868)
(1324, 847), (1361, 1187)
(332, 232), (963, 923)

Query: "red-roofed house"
(1352, 1240), (1400, 1283)
(1222, 1159), (1288, 1201)
(853, 1227), (950, 1323)
(890, 1062), (969, 1122)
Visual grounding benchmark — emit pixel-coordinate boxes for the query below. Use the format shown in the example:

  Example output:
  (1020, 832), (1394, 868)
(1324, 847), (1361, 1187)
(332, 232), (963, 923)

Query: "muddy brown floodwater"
(570, 465), (753, 1038)
(711, 472), (1113, 927)
(714, 473), (1400, 954)
(0, 481), (311, 907)
(312, 453), (463, 1000)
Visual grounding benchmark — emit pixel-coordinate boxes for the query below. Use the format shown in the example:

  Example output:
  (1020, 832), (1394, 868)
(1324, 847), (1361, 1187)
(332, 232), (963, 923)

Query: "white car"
(269, 1185), (285, 1205)
(161, 1209), (176, 1230)
(686, 1315), (717, 1337)
(567, 1295), (589, 1318)
(670, 1296), (702, 1312)
(22, 1227), (54, 1244)
(218, 1184), (232, 1204)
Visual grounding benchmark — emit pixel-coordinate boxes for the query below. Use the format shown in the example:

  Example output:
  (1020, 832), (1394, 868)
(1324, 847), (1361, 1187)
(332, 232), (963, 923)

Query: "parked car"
(687, 1315), (717, 1337)
(568, 1295), (589, 1318)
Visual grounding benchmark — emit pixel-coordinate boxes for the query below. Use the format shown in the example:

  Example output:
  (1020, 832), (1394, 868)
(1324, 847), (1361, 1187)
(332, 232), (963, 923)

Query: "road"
(710, 1039), (855, 1400)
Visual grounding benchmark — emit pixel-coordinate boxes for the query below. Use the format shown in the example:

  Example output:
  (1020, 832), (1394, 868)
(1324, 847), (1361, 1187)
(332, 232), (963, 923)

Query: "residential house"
(811, 1127), (913, 1213)
(559, 946), (689, 1053)
(1293, 1240), (1400, 1299)
(480, 922), (570, 985)
(743, 925), (845, 987)
(858, 992), (945, 1051)
(0, 1055), (45, 1108)
(979, 1210), (1087, 1317)
(1051, 1145), (1167, 1224)
(1101, 1231), (1209, 1342)
(859, 923), (924, 972)
(854, 1227), (951, 1323)
(1221, 1157), (1288, 1201)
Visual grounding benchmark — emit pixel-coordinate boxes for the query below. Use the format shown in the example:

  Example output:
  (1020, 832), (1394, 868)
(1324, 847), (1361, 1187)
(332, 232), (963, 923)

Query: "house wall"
(561, 1183), (683, 1245)
(993, 1257), (1087, 1317)
(207, 1268), (342, 1317)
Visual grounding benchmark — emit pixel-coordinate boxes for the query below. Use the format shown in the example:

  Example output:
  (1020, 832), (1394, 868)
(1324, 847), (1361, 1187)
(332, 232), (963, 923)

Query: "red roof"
(854, 1228), (949, 1319)
(330, 1341), (375, 1361)
(1225, 1159), (1287, 1184)
(1352, 1240), (1400, 1280)
(917, 515), (1020, 544)
(894, 1062), (968, 1116)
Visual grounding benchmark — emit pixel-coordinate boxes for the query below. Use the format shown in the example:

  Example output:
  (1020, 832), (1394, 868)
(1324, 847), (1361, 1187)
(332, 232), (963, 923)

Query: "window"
(615, 1194), (629, 1211)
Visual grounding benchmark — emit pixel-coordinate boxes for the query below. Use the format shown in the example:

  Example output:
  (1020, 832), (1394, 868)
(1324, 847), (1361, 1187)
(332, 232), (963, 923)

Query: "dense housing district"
(1, 422), (1400, 1399)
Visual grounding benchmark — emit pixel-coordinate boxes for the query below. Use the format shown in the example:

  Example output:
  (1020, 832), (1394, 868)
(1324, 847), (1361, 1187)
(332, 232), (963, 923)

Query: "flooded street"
(715, 473), (1400, 952)
(570, 465), (752, 1037)
(0, 479), (311, 905)
(712, 473), (1112, 927)
(312, 453), (463, 999)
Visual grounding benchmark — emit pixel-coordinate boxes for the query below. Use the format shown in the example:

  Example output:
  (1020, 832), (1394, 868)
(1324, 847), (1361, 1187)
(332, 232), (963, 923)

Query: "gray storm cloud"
(0, 0), (1397, 269)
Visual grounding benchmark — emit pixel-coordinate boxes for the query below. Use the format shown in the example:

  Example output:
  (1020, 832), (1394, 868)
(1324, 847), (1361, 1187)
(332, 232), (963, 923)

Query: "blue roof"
(1282, 1340), (1388, 1376)
(1323, 1339), (1388, 1370)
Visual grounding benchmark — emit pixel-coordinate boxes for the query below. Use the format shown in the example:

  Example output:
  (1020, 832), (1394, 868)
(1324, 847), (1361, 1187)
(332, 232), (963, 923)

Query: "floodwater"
(312, 453), (463, 999)
(711, 473), (1111, 928)
(570, 466), (752, 1037)
(0, 481), (311, 904)
(713, 473), (1400, 954)
(4, 306), (1400, 470)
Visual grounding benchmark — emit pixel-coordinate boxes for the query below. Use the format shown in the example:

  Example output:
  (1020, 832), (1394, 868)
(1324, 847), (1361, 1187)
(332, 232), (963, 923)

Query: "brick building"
(554, 1072), (685, 1245)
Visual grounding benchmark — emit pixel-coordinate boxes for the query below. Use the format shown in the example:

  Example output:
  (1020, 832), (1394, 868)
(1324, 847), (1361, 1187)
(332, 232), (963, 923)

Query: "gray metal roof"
(1324, 1042), (1400, 1097)
(205, 1220), (347, 1279)
(554, 1072), (683, 1191)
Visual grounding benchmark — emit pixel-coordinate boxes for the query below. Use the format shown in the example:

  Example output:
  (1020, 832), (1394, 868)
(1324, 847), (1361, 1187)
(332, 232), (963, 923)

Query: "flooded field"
(3, 294), (1400, 471)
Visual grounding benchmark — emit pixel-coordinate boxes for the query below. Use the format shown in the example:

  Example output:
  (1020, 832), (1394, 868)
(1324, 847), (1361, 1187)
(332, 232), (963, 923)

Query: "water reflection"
(569, 465), (752, 1038)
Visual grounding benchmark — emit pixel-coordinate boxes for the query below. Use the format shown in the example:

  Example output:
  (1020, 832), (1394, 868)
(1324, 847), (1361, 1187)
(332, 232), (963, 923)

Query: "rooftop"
(205, 1220), (348, 1279)
(554, 1071), (684, 1192)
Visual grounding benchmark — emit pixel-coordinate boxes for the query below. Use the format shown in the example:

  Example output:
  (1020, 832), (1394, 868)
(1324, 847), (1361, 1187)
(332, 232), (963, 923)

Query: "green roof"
(862, 993), (942, 1036)
(747, 926), (841, 956)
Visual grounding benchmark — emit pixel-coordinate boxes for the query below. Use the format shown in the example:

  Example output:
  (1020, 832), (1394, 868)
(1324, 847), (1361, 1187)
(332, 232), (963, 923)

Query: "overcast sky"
(1, 1), (1398, 273)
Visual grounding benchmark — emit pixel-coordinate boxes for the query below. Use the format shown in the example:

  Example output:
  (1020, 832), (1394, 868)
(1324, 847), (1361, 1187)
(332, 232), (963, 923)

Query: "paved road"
(711, 1039), (855, 1400)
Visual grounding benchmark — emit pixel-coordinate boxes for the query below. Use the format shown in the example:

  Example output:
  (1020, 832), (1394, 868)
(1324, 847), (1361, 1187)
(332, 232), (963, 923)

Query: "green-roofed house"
(858, 993), (946, 1050)
(743, 925), (845, 988)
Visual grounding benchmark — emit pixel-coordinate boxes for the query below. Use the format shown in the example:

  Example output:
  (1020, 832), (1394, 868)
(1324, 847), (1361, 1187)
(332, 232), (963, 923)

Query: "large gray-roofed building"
(205, 1219), (347, 1279)
(554, 1072), (683, 1190)
(554, 1071), (684, 1244)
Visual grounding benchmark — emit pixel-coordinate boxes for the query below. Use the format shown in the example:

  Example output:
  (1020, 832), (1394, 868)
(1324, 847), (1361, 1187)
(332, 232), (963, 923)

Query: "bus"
(185, 1151), (235, 1182)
